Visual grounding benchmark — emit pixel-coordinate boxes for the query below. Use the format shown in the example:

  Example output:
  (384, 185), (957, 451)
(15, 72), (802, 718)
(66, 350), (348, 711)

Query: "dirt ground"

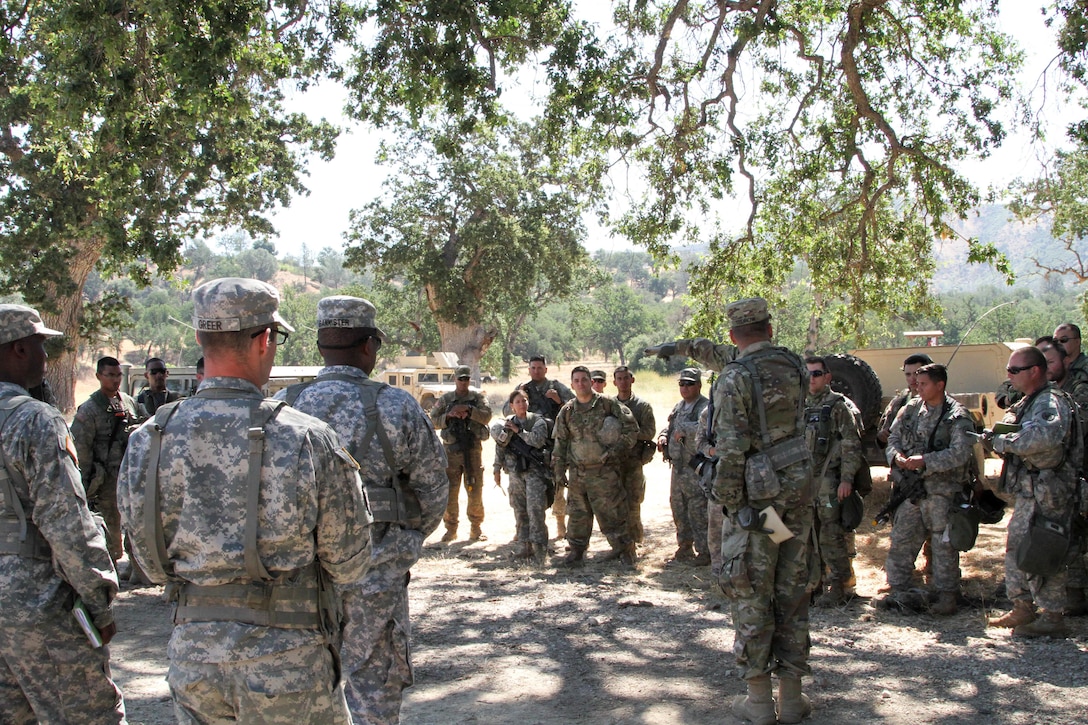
(107, 446), (1088, 725)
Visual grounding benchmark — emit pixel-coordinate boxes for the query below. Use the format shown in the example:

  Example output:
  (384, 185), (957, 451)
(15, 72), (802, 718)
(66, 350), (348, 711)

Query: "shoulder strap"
(0, 395), (38, 541)
(729, 346), (807, 447)
(245, 400), (287, 581)
(143, 400), (184, 581)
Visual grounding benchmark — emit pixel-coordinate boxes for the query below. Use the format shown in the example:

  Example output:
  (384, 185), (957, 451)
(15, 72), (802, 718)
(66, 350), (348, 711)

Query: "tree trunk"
(435, 320), (497, 379)
(42, 238), (105, 413)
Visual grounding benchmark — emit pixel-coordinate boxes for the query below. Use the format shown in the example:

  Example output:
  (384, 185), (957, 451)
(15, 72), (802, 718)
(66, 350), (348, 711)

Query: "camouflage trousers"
(168, 644), (350, 724)
(670, 468), (710, 557)
(0, 606), (126, 724)
(508, 467), (550, 546)
(708, 500), (725, 577)
(724, 503), (814, 680)
(442, 447), (485, 530)
(341, 583), (414, 725)
(617, 460), (647, 543)
(1005, 494), (1069, 613)
(89, 482), (123, 561)
(885, 495), (960, 593)
(1067, 554), (1088, 589)
(566, 464), (630, 552)
(815, 485), (851, 584)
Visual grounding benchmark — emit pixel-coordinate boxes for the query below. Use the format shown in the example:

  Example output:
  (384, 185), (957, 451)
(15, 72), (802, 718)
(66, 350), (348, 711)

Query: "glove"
(737, 505), (773, 534)
(644, 342), (677, 359)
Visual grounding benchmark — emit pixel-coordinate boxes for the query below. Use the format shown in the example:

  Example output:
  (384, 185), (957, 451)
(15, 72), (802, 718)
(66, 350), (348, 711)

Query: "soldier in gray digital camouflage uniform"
(431, 365), (493, 542)
(515, 356), (574, 539)
(987, 346), (1082, 637)
(613, 365), (657, 545)
(276, 295), (448, 724)
(0, 304), (126, 723)
(493, 388), (552, 564)
(709, 298), (814, 725)
(553, 365), (639, 566)
(879, 363), (975, 617)
(658, 368), (711, 565)
(804, 356), (864, 606)
(117, 278), (372, 724)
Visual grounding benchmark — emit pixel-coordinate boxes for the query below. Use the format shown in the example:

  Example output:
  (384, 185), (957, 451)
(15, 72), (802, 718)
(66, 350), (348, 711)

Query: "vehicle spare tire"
(824, 353), (883, 433)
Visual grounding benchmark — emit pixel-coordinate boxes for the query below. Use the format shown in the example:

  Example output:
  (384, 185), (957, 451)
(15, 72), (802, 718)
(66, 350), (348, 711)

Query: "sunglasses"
(809, 370), (828, 378)
(148, 368), (167, 375)
(1056, 336), (1079, 344)
(251, 327), (290, 345)
(1006, 364), (1039, 374)
(678, 381), (698, 387)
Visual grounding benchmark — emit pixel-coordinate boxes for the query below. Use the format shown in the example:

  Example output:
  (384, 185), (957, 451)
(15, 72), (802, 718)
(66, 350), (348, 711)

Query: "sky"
(263, 3), (1077, 262)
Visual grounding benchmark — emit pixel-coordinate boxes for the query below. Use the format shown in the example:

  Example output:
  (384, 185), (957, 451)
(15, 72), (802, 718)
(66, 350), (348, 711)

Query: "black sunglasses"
(148, 368), (167, 375)
(809, 370), (828, 378)
(1056, 336), (1079, 344)
(251, 327), (290, 345)
(1006, 364), (1039, 375)
(678, 381), (698, 387)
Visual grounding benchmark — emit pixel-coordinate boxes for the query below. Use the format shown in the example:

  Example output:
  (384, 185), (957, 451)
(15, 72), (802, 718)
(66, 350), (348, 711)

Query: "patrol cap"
(726, 297), (770, 329)
(0, 304), (63, 346)
(192, 278), (295, 334)
(590, 369), (607, 382)
(455, 365), (471, 380)
(679, 367), (701, 383)
(316, 295), (387, 341)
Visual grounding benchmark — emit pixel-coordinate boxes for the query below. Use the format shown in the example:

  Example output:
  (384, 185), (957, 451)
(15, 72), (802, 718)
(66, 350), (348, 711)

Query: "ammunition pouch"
(0, 516), (51, 560)
(365, 477), (422, 529)
(717, 524), (753, 600)
(1016, 513), (1074, 576)
(744, 436), (809, 501)
(947, 491), (981, 552)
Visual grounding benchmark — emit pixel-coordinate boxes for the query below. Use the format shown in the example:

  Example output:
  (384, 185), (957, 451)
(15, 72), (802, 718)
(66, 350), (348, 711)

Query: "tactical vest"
(0, 394), (52, 560)
(284, 374), (421, 527)
(143, 392), (335, 633)
(805, 392), (843, 460)
(727, 346), (810, 466)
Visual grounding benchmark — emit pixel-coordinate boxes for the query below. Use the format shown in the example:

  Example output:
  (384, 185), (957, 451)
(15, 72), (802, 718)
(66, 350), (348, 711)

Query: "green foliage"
(585, 283), (660, 365)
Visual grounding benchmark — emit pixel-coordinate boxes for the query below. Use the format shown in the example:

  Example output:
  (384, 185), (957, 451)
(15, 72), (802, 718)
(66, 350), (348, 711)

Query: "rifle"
(873, 468), (926, 525)
(506, 431), (549, 472)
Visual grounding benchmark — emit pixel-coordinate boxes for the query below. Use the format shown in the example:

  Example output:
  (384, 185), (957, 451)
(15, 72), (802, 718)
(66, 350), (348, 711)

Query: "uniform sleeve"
(676, 338), (738, 372)
(835, 400), (864, 483)
(116, 423), (166, 585)
(26, 411), (118, 626)
(634, 400), (656, 443)
(885, 404), (910, 465)
(69, 403), (95, 488)
(469, 393), (492, 426)
(995, 396), (1071, 461)
(429, 394), (450, 430)
(521, 416), (549, 449)
(402, 405), (449, 538)
(555, 381), (575, 404)
(711, 369), (753, 509)
(552, 407), (571, 471)
(311, 427), (372, 584)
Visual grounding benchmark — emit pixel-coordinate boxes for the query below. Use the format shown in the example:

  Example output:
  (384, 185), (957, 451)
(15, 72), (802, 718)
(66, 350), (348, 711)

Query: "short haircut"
(508, 389), (528, 405)
(916, 363), (948, 385)
(571, 365), (591, 380)
(196, 356), (205, 371)
(732, 319), (771, 339)
(529, 355), (547, 365)
(144, 357), (165, 370)
(903, 353), (933, 367)
(1057, 322), (1082, 337)
(804, 356), (827, 371)
(197, 325), (267, 356)
(613, 366), (632, 375)
(1014, 345), (1047, 370)
(1035, 335), (1056, 348)
(97, 356), (121, 373)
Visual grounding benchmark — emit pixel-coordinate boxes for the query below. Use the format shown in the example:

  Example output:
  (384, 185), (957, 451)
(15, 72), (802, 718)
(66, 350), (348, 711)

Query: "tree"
(343, 119), (599, 372)
(585, 283), (655, 366)
(0, 1), (340, 409)
(237, 248), (280, 283)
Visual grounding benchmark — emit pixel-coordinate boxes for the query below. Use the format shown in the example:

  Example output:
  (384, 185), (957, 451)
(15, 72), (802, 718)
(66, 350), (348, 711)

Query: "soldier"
(71, 356), (143, 564)
(658, 368), (711, 565)
(553, 365), (639, 566)
(276, 296), (448, 724)
(492, 389), (552, 564)
(135, 357), (180, 416)
(878, 363), (975, 616)
(590, 369), (607, 394)
(514, 355), (574, 539)
(117, 277), (372, 723)
(987, 346), (1082, 637)
(0, 304), (126, 722)
(804, 356), (864, 606)
(613, 365), (656, 544)
(876, 353), (933, 444)
(431, 365), (493, 542)
(1054, 322), (1088, 382)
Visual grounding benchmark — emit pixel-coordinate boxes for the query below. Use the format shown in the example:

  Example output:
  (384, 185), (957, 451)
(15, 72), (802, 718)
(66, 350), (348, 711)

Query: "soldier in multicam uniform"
(431, 365), (493, 543)
(276, 296), (448, 724)
(590, 369), (608, 394)
(514, 356), (574, 540)
(493, 389), (552, 565)
(987, 346), (1082, 637)
(553, 366), (639, 567)
(879, 363), (975, 617)
(706, 298), (814, 725)
(876, 353), (932, 443)
(0, 304), (126, 722)
(613, 366), (657, 545)
(71, 356), (143, 564)
(117, 278), (372, 724)
(804, 356), (864, 606)
(658, 368), (711, 566)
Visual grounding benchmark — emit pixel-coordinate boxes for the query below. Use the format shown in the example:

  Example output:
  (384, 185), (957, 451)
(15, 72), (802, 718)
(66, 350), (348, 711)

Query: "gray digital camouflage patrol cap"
(316, 295), (387, 341)
(191, 278), (295, 334)
(726, 297), (771, 329)
(0, 304), (63, 346)
(590, 369), (607, 382)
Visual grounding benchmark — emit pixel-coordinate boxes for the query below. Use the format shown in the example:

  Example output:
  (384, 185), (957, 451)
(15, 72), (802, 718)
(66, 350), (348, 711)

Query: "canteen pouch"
(717, 524), (753, 600)
(1016, 513), (1072, 576)
(744, 452), (781, 500)
(946, 501), (981, 552)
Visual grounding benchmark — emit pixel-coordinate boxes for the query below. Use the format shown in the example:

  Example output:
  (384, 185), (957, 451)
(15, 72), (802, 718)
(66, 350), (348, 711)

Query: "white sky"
(264, 2), (1076, 261)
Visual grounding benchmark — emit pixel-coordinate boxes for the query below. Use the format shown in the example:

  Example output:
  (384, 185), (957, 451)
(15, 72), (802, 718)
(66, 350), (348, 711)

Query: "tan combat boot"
(469, 524), (486, 541)
(561, 547), (585, 568)
(671, 542), (696, 561)
(440, 527), (457, 543)
(1013, 610), (1069, 638)
(931, 591), (958, 616)
(731, 675), (777, 725)
(778, 674), (812, 724)
(988, 599), (1036, 628)
(815, 580), (847, 608)
(555, 516), (567, 540)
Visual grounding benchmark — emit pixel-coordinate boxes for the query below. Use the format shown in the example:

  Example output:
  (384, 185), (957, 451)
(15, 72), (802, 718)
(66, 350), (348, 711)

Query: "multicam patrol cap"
(679, 367), (701, 383)
(192, 278), (295, 334)
(590, 369), (607, 382)
(455, 365), (471, 380)
(0, 304), (63, 346)
(316, 295), (387, 342)
(726, 297), (771, 329)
